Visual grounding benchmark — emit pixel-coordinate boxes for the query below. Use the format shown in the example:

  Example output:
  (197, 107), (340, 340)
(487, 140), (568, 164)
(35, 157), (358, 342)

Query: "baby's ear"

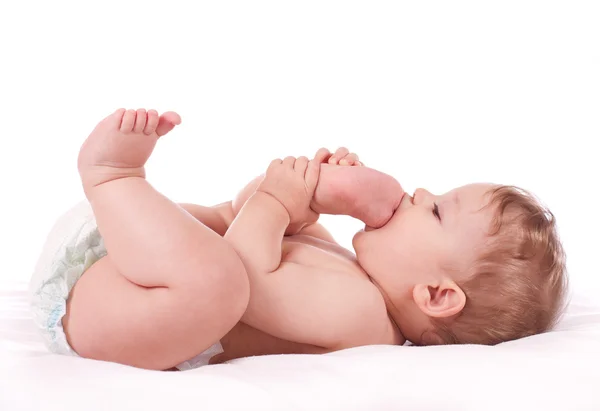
(412, 280), (466, 319)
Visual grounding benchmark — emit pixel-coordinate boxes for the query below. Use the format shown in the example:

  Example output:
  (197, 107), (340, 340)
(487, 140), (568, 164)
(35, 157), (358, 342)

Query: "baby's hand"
(257, 156), (321, 227)
(317, 147), (364, 167)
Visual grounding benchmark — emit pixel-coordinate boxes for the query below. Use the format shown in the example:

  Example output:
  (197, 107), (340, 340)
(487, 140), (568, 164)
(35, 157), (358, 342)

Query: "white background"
(0, 1), (598, 300)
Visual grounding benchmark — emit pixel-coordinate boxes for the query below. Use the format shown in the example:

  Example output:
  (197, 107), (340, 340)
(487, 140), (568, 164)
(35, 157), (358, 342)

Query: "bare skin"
(211, 234), (401, 364)
(65, 109), (250, 371)
(186, 152), (407, 365)
(172, 149), (405, 364)
(65, 109), (405, 370)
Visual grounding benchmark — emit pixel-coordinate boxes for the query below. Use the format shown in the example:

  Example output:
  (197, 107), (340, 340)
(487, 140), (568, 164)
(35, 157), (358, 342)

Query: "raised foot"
(77, 108), (181, 196)
(311, 164), (405, 228)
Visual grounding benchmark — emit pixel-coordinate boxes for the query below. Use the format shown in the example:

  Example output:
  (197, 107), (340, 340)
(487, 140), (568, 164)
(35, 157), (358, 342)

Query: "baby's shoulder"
(273, 260), (393, 346)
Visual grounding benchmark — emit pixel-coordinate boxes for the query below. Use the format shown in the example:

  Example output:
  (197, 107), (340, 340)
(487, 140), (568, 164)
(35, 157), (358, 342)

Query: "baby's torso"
(210, 234), (402, 365)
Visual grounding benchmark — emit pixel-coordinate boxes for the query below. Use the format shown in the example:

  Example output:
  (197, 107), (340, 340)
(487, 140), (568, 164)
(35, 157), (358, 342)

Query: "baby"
(31, 108), (568, 371)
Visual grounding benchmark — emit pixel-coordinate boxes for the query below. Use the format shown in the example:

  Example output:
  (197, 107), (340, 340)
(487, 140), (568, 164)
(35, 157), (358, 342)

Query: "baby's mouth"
(363, 192), (413, 232)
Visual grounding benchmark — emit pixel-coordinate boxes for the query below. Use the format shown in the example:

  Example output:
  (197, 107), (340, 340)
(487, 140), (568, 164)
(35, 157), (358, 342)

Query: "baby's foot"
(311, 164), (405, 229)
(77, 108), (181, 196)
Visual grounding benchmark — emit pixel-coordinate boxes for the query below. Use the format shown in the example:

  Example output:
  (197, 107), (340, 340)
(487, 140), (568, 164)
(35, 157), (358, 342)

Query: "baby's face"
(352, 183), (496, 335)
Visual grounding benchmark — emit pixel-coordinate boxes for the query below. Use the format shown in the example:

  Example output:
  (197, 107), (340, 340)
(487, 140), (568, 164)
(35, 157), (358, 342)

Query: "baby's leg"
(63, 109), (249, 370)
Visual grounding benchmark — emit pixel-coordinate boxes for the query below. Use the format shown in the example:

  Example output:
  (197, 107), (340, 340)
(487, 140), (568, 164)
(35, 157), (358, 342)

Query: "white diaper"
(29, 200), (223, 370)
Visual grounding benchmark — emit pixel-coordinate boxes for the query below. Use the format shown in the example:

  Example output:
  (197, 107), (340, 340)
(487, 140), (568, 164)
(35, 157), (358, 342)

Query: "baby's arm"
(225, 191), (289, 274)
(225, 155), (318, 279)
(225, 172), (386, 348)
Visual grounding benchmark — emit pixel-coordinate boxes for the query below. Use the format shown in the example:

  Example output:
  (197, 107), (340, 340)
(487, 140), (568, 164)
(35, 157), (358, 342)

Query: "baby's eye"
(432, 203), (441, 221)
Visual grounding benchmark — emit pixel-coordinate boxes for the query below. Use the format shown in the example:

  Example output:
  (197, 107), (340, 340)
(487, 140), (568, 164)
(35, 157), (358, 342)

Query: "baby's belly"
(211, 322), (329, 364)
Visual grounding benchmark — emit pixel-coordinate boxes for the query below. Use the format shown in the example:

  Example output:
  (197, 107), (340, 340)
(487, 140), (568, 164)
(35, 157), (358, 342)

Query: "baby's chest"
(281, 236), (362, 274)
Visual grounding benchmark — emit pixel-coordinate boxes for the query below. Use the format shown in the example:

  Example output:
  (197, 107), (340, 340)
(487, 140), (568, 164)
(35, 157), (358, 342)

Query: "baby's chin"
(351, 227), (373, 261)
(351, 229), (365, 253)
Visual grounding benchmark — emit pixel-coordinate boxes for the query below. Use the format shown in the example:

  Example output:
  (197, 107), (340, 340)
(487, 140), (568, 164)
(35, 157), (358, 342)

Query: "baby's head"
(352, 183), (568, 345)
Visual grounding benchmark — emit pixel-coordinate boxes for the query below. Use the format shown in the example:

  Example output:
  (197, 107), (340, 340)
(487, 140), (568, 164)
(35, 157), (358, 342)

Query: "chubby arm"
(224, 191), (289, 274)
(232, 173), (337, 241)
(232, 175), (263, 218)
(224, 153), (320, 276)
(225, 157), (388, 348)
(225, 186), (389, 348)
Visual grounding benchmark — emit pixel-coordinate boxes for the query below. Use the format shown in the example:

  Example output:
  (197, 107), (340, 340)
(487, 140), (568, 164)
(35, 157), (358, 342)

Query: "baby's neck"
(365, 274), (407, 345)
(388, 313), (407, 345)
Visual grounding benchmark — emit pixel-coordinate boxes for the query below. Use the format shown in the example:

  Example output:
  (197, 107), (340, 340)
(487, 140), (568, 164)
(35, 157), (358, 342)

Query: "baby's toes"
(329, 147), (349, 164)
(313, 148), (332, 164)
(155, 111), (182, 137)
(120, 109), (136, 132)
(144, 110), (159, 135)
(133, 109), (147, 133)
(105, 108), (126, 123)
(342, 153), (359, 166)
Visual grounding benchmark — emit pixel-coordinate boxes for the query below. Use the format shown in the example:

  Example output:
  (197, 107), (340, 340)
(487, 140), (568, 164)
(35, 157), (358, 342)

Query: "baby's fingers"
(267, 158), (283, 172)
(339, 152), (360, 166)
(329, 147), (349, 164)
(294, 156), (309, 174)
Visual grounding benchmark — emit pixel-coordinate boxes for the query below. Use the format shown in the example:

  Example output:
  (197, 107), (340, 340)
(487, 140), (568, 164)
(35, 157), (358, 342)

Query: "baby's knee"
(212, 249), (250, 318)
(182, 243), (250, 320)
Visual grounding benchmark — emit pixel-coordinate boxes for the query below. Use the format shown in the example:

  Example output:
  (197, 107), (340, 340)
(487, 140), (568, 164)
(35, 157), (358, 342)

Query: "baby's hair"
(429, 185), (568, 345)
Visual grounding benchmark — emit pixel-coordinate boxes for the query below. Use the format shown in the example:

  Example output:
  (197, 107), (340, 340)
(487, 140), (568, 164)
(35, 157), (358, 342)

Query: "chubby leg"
(63, 109), (249, 370)
(178, 202), (235, 237)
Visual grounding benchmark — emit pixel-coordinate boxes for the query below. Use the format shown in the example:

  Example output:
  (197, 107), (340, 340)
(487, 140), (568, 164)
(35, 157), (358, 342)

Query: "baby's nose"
(413, 188), (425, 204)
(413, 188), (432, 205)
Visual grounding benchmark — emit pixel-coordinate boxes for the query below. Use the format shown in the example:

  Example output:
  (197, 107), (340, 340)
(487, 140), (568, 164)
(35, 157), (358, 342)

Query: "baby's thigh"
(62, 255), (241, 371)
